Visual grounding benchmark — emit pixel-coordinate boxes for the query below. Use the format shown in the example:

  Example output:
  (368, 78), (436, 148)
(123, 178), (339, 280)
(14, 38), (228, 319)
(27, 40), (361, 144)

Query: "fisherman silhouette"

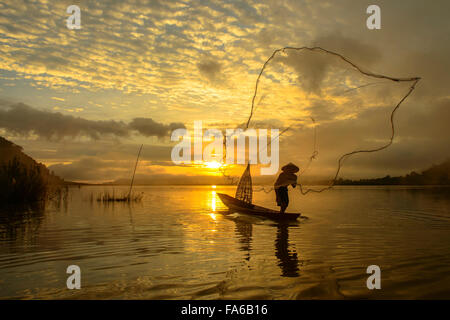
(274, 163), (299, 214)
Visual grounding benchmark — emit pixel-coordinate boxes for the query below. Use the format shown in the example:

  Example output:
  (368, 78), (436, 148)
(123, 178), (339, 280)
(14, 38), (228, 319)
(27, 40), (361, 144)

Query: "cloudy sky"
(0, 0), (448, 183)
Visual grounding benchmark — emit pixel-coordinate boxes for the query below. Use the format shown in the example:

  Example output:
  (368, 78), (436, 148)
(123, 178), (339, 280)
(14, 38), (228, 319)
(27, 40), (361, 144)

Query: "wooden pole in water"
(128, 144), (143, 200)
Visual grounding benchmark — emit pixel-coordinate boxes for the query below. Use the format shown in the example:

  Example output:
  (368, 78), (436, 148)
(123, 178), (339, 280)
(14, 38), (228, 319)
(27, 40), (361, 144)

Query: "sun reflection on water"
(211, 188), (216, 212)
(209, 187), (219, 223)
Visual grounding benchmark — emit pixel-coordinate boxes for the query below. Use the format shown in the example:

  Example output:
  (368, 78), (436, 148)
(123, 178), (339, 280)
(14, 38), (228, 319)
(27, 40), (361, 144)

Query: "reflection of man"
(274, 163), (299, 214)
(275, 224), (299, 277)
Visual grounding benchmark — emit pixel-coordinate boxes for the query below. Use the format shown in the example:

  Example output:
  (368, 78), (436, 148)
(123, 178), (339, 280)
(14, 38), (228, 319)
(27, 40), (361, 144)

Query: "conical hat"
(281, 162), (299, 173)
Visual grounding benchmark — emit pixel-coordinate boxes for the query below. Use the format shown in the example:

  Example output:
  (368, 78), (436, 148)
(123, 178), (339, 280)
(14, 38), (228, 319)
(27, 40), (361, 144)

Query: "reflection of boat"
(233, 216), (252, 263)
(217, 193), (300, 221)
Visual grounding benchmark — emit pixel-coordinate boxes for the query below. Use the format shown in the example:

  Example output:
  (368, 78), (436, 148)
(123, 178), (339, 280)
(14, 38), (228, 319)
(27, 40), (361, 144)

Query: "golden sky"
(0, 0), (449, 183)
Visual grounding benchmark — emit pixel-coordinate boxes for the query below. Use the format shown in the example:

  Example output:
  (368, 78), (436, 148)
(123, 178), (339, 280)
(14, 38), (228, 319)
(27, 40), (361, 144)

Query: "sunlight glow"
(211, 190), (216, 212)
(204, 161), (222, 169)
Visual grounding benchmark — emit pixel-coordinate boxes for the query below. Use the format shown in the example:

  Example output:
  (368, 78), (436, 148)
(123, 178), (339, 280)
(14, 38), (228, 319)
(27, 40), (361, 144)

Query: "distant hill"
(105, 160), (450, 186)
(336, 160), (450, 186)
(0, 136), (65, 204)
(105, 175), (232, 186)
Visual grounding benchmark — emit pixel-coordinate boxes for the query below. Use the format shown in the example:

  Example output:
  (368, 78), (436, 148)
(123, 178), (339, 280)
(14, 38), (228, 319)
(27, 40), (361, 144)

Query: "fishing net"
(223, 46), (420, 197)
(235, 163), (252, 204)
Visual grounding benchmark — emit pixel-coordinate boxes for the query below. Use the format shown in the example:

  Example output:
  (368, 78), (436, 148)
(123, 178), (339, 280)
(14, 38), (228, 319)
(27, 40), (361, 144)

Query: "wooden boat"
(217, 193), (300, 221)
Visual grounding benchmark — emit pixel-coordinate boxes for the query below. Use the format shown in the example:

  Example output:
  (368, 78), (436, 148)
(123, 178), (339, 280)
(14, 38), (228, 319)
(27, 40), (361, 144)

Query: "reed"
(91, 190), (143, 203)
(93, 144), (144, 203)
(0, 157), (48, 204)
(0, 156), (70, 207)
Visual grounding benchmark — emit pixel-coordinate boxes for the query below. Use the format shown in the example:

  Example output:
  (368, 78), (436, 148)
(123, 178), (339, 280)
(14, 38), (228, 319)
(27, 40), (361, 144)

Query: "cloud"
(279, 97), (450, 179)
(0, 102), (129, 140)
(271, 35), (381, 95)
(0, 0), (449, 180)
(15, 139), (174, 163)
(0, 102), (184, 140)
(277, 50), (333, 94)
(197, 58), (223, 83)
(47, 157), (223, 184)
(313, 33), (382, 67)
(48, 157), (135, 181)
(129, 118), (185, 138)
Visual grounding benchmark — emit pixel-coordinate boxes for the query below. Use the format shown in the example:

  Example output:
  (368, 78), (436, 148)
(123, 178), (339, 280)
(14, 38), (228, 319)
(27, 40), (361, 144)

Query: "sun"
(204, 161), (222, 169)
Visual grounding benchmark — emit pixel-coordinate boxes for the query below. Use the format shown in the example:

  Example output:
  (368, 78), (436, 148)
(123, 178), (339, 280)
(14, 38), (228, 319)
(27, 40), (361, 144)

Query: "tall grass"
(0, 157), (48, 204)
(90, 190), (143, 203)
(0, 157), (66, 205)
(90, 144), (144, 204)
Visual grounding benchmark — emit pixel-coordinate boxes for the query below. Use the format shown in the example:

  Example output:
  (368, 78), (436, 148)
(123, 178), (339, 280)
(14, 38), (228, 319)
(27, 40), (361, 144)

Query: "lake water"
(0, 185), (449, 299)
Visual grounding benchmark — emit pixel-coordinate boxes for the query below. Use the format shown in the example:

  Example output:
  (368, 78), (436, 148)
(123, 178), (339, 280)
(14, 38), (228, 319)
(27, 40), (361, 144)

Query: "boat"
(216, 163), (301, 221)
(217, 193), (301, 221)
